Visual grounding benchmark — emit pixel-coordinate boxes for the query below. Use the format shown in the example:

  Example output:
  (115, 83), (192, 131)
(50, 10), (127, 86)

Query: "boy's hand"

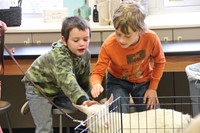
(82, 100), (100, 106)
(0, 21), (7, 31)
(143, 89), (159, 109)
(91, 83), (104, 98)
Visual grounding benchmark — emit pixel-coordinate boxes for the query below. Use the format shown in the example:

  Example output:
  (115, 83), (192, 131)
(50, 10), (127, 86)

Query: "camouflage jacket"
(22, 40), (91, 104)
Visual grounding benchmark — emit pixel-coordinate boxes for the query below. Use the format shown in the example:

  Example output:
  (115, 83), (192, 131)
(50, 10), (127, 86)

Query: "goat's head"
(73, 94), (113, 117)
(73, 94), (114, 132)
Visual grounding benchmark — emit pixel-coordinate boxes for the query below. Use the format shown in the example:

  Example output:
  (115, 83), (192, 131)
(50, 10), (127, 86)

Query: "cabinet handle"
(177, 36), (182, 42)
(164, 37), (169, 42)
(24, 38), (31, 45)
(36, 41), (41, 45)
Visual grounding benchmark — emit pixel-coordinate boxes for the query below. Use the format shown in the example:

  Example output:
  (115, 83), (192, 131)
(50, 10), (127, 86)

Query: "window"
(164, 0), (200, 7)
(22, 0), (85, 18)
(149, 0), (200, 14)
(22, 0), (63, 18)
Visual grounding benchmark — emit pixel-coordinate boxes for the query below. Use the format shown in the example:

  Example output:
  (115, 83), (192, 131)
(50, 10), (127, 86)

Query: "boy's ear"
(61, 36), (67, 45)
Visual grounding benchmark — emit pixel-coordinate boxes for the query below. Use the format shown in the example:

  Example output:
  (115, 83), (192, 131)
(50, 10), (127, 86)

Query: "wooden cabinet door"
(91, 32), (101, 42)
(32, 33), (60, 44)
(173, 28), (200, 41)
(152, 29), (173, 42)
(102, 31), (113, 42)
(5, 33), (32, 45)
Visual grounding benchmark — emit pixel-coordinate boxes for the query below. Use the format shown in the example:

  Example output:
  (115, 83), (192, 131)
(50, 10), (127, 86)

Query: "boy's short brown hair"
(61, 16), (91, 42)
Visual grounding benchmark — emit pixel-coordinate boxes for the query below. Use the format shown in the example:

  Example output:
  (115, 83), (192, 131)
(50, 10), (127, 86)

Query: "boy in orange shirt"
(90, 0), (166, 112)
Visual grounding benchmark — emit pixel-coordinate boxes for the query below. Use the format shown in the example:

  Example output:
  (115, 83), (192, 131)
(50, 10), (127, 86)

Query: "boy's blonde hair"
(113, 0), (147, 34)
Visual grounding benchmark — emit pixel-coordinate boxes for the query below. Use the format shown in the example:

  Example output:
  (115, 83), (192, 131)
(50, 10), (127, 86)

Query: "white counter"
(6, 12), (200, 33)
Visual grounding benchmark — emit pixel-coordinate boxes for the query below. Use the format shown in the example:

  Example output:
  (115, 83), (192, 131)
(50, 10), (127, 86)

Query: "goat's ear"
(72, 103), (89, 114)
(105, 93), (113, 106)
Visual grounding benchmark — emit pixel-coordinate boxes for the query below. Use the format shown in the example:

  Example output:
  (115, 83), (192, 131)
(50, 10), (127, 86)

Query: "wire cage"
(74, 95), (200, 133)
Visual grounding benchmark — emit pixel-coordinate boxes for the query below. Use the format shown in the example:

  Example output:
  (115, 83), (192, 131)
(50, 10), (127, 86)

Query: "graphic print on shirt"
(120, 50), (145, 80)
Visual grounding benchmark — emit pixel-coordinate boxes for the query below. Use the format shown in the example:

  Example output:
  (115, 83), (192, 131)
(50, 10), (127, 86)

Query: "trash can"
(185, 63), (200, 117)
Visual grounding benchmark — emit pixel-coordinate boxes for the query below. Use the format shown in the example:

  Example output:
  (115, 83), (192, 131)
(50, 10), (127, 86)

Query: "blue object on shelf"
(74, 4), (91, 21)
(63, 0), (84, 16)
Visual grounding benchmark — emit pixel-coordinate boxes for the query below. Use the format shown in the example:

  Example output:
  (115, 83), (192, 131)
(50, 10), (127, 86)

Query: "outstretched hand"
(0, 21), (7, 31)
(143, 89), (159, 109)
(91, 83), (104, 98)
(82, 100), (100, 107)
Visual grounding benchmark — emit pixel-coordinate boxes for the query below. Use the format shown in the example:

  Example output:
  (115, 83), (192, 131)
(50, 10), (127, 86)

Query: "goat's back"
(183, 114), (200, 133)
(120, 108), (191, 133)
(88, 108), (192, 133)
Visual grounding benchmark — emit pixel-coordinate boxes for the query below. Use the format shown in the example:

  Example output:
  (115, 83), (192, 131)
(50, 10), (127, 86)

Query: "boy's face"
(115, 26), (140, 48)
(64, 28), (90, 56)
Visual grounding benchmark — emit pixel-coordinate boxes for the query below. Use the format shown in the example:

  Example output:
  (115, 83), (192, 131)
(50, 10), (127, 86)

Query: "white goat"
(73, 95), (192, 133)
(183, 114), (200, 133)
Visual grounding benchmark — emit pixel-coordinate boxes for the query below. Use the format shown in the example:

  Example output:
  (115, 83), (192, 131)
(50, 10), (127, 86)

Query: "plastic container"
(185, 63), (200, 117)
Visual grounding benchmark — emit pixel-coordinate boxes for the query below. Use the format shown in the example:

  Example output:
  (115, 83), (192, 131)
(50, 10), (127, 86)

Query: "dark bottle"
(93, 5), (99, 22)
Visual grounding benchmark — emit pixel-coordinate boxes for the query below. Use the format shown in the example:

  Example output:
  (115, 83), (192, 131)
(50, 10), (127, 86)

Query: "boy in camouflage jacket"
(21, 16), (94, 133)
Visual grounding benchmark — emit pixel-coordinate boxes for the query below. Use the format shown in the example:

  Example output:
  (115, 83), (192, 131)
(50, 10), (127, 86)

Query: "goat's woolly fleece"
(73, 95), (192, 133)
(183, 114), (200, 133)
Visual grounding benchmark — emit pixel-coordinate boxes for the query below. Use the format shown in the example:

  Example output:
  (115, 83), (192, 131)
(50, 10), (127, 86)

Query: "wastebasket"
(185, 63), (200, 117)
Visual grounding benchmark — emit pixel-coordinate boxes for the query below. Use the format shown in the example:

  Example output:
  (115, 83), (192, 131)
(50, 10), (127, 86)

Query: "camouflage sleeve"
(78, 57), (91, 93)
(72, 49), (91, 96)
(54, 54), (89, 104)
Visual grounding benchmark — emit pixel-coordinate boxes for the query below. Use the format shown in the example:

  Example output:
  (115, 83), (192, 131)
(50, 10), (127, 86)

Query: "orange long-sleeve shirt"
(90, 30), (166, 90)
